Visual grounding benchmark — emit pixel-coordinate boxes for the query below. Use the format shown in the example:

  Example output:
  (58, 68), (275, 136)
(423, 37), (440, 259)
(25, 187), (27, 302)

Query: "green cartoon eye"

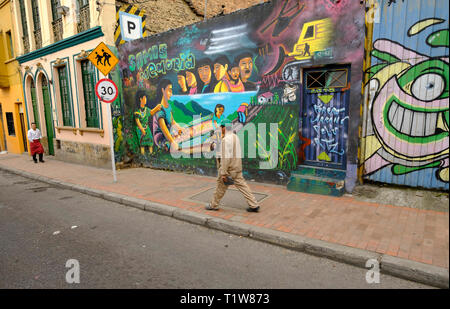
(397, 59), (449, 100)
(411, 73), (445, 101)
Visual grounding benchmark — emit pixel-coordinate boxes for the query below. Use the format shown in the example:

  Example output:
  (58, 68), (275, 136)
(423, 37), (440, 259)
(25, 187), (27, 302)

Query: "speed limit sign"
(95, 78), (118, 103)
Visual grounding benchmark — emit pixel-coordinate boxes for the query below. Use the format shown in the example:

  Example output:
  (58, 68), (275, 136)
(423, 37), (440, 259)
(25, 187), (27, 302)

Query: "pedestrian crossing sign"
(87, 42), (119, 76)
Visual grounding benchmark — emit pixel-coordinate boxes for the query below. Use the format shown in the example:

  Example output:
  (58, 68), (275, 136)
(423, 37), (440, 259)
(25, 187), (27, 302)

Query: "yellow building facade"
(0, 0), (27, 154)
(11, 0), (119, 167)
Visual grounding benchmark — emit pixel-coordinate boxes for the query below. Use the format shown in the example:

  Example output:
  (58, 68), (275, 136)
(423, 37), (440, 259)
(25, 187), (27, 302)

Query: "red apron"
(30, 139), (44, 156)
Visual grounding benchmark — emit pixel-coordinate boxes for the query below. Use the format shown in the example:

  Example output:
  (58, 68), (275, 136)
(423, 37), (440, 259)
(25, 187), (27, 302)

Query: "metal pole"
(204, 0), (207, 21)
(106, 102), (117, 183)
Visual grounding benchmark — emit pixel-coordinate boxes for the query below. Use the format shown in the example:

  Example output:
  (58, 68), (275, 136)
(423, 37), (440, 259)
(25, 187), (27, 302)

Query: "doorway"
(19, 104), (28, 152)
(301, 65), (351, 170)
(0, 103), (6, 151)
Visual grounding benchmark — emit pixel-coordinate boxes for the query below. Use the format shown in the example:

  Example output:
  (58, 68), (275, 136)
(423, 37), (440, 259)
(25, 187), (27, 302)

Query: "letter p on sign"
(119, 11), (143, 41)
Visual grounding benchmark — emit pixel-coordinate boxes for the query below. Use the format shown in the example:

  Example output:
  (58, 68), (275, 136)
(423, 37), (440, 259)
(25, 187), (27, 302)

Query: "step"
(291, 165), (346, 180)
(287, 173), (345, 197)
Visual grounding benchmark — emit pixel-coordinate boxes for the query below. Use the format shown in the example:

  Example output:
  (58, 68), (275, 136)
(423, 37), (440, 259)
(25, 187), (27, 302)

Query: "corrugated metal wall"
(361, 0), (449, 190)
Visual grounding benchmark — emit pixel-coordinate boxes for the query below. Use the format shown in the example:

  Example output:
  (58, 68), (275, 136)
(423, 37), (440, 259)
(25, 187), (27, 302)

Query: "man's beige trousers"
(211, 161), (259, 209)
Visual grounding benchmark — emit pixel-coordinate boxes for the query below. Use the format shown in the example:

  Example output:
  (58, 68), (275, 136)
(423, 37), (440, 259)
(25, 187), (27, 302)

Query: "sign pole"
(106, 100), (117, 183)
(88, 42), (120, 183)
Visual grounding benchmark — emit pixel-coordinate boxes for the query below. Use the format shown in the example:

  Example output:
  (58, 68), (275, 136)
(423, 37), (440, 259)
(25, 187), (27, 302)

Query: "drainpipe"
(204, 0), (207, 21)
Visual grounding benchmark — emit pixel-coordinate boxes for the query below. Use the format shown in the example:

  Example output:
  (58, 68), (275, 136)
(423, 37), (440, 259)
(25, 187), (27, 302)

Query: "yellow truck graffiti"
(288, 18), (333, 60)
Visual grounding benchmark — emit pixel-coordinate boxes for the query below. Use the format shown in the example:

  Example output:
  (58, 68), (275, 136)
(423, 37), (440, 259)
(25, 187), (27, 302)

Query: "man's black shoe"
(205, 203), (219, 211)
(34, 160), (38, 163)
(39, 160), (45, 163)
(246, 206), (260, 213)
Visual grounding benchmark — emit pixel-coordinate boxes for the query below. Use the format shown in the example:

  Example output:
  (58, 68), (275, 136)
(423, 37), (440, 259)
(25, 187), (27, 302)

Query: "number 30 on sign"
(95, 79), (118, 103)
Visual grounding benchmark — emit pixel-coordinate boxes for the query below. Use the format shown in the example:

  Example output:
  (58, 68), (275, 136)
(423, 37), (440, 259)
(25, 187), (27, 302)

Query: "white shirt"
(27, 128), (42, 142)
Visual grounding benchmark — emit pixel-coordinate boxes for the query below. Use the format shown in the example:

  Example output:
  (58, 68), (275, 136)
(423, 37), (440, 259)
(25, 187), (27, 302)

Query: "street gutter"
(1, 164), (448, 289)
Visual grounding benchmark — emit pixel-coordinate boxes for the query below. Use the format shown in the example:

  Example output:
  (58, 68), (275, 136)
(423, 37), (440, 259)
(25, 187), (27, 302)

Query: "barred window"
(6, 113), (15, 136)
(31, 0), (40, 31)
(57, 66), (72, 126)
(306, 69), (348, 89)
(18, 0), (28, 37)
(81, 60), (99, 128)
(51, 0), (61, 21)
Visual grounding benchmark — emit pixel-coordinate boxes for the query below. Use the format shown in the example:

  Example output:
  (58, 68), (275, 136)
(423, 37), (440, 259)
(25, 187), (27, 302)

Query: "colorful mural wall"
(361, 0), (449, 190)
(115, 0), (365, 184)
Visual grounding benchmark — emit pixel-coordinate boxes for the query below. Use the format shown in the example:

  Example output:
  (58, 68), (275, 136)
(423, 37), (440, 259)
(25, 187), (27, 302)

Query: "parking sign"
(119, 11), (143, 42)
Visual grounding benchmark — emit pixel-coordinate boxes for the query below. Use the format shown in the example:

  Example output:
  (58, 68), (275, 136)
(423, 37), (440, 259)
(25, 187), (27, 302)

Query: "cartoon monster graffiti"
(362, 18), (449, 186)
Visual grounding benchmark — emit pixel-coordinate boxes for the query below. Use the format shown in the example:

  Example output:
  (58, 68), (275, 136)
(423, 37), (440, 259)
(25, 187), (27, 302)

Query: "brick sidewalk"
(1, 154), (448, 269)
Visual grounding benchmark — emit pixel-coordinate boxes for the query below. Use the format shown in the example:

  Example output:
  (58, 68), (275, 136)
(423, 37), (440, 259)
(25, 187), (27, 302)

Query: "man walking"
(206, 120), (260, 212)
(27, 122), (44, 163)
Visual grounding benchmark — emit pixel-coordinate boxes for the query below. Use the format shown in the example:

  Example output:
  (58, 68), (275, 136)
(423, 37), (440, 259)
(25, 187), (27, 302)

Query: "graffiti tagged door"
(301, 66), (350, 170)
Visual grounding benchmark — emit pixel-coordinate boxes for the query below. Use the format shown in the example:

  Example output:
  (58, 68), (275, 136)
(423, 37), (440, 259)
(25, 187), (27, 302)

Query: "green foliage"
(227, 111), (238, 121)
(245, 105), (299, 171)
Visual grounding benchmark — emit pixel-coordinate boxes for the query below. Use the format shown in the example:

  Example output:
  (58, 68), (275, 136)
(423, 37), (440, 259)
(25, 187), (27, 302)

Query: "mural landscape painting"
(115, 0), (365, 183)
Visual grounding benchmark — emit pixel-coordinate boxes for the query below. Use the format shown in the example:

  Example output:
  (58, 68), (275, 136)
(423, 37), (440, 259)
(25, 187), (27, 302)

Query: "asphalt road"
(0, 170), (433, 289)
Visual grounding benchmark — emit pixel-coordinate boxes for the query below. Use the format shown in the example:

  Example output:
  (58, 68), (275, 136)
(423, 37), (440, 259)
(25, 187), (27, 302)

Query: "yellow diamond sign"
(87, 42), (119, 76)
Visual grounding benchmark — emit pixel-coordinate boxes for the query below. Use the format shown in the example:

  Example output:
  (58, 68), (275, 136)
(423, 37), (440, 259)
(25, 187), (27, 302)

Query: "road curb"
(1, 165), (448, 288)
(380, 255), (449, 289)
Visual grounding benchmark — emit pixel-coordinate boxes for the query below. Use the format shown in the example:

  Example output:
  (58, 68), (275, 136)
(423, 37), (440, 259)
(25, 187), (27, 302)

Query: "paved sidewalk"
(0, 154), (448, 283)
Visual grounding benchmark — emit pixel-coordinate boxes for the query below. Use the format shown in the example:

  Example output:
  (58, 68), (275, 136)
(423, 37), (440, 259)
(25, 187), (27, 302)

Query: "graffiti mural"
(361, 0), (449, 190)
(115, 0), (365, 183)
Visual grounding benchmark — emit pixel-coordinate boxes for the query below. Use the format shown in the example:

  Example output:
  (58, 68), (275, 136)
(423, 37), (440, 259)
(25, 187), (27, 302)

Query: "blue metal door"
(301, 66), (350, 170)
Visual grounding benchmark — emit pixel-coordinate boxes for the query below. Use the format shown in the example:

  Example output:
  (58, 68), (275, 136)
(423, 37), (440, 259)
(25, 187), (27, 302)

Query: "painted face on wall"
(214, 63), (227, 81)
(197, 65), (211, 84)
(216, 106), (224, 118)
(239, 57), (253, 81)
(185, 71), (197, 87)
(229, 67), (240, 82)
(162, 84), (173, 102)
(177, 75), (187, 92)
(367, 36), (449, 182)
(139, 95), (147, 108)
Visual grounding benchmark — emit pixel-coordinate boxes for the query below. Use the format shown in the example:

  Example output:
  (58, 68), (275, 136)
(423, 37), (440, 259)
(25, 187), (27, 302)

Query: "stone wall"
(54, 140), (111, 169)
(118, 0), (268, 35)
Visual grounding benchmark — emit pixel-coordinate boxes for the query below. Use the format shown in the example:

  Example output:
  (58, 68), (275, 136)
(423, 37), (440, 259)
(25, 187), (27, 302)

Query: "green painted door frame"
(30, 82), (40, 129)
(42, 84), (54, 155)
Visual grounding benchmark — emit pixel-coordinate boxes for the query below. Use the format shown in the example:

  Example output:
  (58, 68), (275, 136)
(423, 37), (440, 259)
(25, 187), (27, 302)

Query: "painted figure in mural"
(237, 103), (249, 124)
(210, 104), (226, 153)
(228, 59), (245, 93)
(213, 56), (232, 93)
(113, 116), (123, 153)
(303, 42), (311, 57)
(153, 79), (185, 151)
(134, 90), (161, 155)
(362, 19), (449, 184)
(177, 72), (188, 95)
(206, 120), (260, 212)
(212, 104), (225, 130)
(137, 68), (145, 88)
(197, 58), (213, 93)
(185, 69), (198, 95)
(237, 52), (256, 91)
